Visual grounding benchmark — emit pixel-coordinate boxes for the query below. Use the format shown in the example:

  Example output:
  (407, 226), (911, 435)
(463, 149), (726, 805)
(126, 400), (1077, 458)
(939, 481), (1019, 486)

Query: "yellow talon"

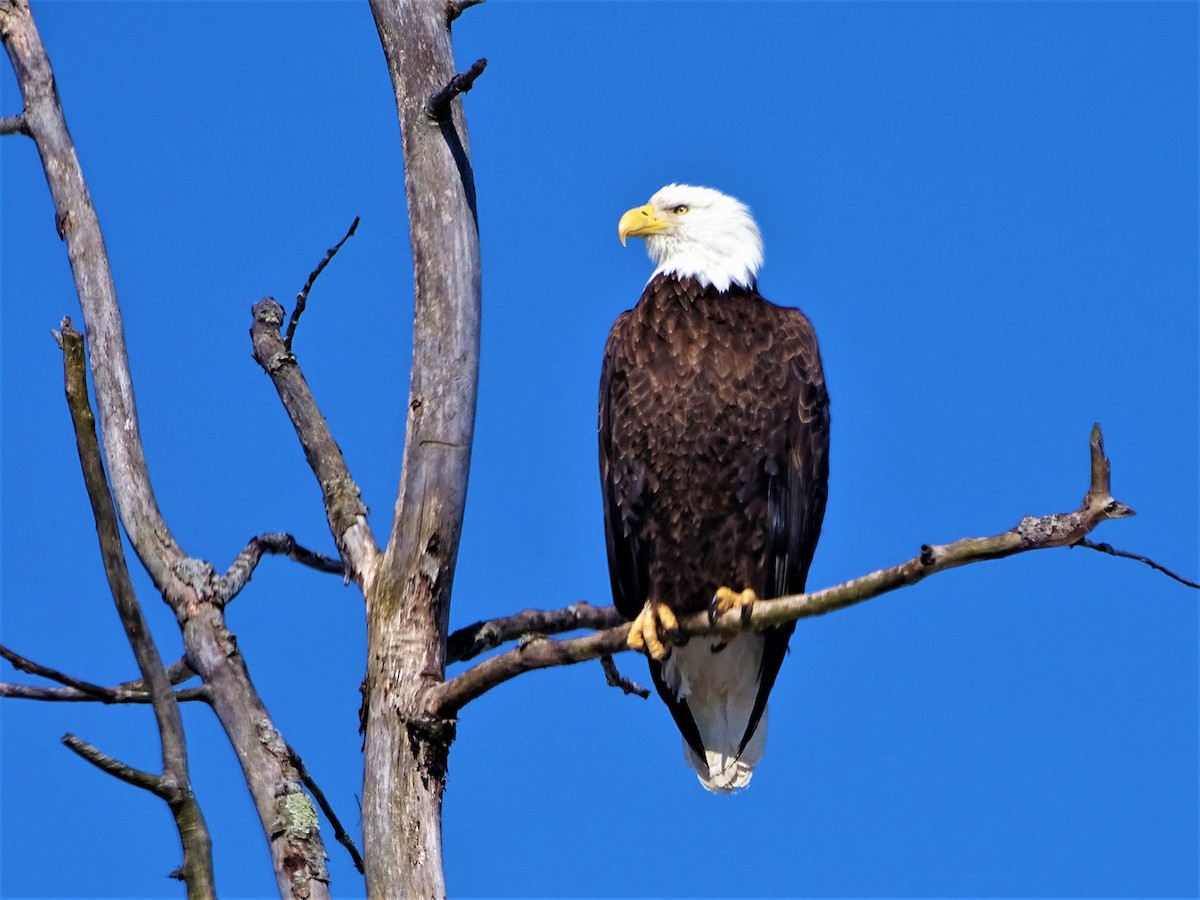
(710, 586), (759, 623)
(627, 600), (678, 661)
(627, 620), (645, 652)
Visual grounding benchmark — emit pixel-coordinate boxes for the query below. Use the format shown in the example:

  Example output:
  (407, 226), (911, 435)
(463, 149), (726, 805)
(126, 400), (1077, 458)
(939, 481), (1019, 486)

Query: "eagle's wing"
(739, 308), (831, 758)
(600, 310), (709, 762)
(598, 310), (649, 621)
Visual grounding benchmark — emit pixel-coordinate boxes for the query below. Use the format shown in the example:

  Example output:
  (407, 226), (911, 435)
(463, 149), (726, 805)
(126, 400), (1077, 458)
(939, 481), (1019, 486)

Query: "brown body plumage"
(600, 270), (830, 788)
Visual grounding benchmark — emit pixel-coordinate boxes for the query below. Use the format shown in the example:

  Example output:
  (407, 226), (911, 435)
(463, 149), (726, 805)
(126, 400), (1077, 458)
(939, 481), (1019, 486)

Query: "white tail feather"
(660, 634), (768, 793)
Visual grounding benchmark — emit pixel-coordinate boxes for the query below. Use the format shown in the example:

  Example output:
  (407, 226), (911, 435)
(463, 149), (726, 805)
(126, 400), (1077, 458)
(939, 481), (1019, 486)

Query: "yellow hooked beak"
(618, 203), (671, 246)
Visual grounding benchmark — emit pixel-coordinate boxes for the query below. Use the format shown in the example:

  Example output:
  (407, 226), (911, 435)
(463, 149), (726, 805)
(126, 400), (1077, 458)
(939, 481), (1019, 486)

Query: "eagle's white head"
(617, 184), (763, 293)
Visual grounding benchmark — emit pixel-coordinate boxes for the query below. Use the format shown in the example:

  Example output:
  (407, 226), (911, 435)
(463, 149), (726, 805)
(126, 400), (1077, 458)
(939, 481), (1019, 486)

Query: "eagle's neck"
(645, 225), (763, 293)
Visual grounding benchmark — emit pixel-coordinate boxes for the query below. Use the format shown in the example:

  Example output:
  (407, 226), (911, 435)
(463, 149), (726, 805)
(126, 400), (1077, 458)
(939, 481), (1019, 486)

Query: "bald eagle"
(600, 184), (830, 791)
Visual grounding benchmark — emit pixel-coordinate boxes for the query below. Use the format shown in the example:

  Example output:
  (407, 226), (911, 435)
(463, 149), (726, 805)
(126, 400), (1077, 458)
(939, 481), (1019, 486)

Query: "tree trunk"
(362, 1), (482, 896)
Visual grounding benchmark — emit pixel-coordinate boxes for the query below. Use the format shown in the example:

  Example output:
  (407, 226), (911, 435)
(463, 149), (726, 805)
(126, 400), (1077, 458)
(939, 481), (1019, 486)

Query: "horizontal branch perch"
(426, 424), (1140, 715)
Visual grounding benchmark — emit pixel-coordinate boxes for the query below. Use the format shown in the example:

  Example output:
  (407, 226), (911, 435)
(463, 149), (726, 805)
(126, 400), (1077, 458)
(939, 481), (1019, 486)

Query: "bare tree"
(2, 1), (1193, 897)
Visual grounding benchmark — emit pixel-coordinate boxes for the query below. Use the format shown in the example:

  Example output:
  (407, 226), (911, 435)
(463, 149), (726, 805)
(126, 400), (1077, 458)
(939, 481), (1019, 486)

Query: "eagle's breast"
(606, 273), (799, 615)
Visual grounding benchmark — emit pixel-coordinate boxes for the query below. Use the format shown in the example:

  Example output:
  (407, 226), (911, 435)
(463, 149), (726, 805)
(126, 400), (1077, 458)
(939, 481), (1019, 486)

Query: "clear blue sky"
(2, 2), (1197, 898)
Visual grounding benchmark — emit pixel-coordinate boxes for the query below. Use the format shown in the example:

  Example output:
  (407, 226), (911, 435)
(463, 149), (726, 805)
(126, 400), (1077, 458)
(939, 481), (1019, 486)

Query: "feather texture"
(599, 270), (829, 790)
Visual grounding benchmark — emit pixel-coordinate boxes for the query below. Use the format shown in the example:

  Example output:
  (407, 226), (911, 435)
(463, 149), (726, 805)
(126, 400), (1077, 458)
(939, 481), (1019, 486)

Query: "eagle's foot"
(709, 586), (758, 626)
(627, 600), (680, 661)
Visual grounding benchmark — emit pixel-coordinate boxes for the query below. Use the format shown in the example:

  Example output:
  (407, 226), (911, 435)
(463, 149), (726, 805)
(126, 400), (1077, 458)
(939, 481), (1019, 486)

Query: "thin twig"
(600, 655), (650, 699)
(288, 745), (365, 876)
(2, 682), (208, 703)
(1, 650), (202, 702)
(219, 533), (346, 605)
(426, 58), (487, 121)
(426, 424), (1138, 716)
(62, 733), (168, 797)
(1073, 539), (1199, 589)
(283, 216), (360, 351)
(0, 642), (123, 701)
(447, 601), (624, 663)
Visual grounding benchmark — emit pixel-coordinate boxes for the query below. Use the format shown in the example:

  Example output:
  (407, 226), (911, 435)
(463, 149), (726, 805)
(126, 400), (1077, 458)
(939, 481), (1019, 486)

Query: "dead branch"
(219, 532), (346, 605)
(600, 655), (650, 699)
(0, 644), (206, 703)
(284, 216), (360, 352)
(63, 733), (171, 796)
(447, 601), (623, 663)
(288, 745), (366, 876)
(446, 0), (484, 24)
(1, 681), (209, 704)
(1073, 538), (1199, 589)
(251, 298), (380, 590)
(0, 112), (26, 134)
(426, 57), (487, 121)
(1, 642), (126, 701)
(426, 424), (1141, 716)
(1, 3), (336, 893)
(58, 319), (216, 896)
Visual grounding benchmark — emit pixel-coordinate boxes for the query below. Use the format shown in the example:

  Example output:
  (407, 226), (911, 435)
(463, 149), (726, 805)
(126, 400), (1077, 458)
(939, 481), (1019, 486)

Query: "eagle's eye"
(672, 204), (689, 215)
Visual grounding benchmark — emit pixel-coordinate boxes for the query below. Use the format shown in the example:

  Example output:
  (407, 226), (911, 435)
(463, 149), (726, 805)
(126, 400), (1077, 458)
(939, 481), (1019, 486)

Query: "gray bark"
(362, 0), (482, 896)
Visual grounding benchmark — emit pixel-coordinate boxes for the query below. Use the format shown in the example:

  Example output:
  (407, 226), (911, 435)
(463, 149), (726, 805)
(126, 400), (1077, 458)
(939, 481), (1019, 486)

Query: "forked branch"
(1, 642), (133, 701)
(2, 1), (336, 891)
(0, 644), (206, 704)
(426, 424), (1149, 716)
(219, 533), (345, 605)
(447, 601), (623, 663)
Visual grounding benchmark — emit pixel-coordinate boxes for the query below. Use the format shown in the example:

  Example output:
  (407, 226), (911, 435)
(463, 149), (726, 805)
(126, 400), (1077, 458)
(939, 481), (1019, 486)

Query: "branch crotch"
(405, 715), (456, 794)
